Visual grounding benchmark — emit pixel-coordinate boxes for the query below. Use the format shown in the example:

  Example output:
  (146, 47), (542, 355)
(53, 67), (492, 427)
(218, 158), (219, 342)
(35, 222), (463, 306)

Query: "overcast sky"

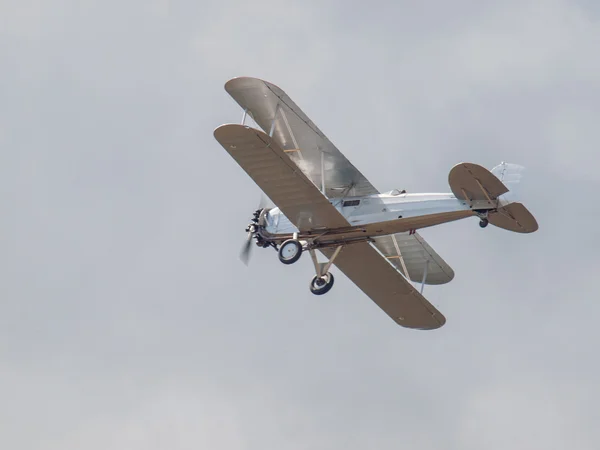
(2, 1), (600, 449)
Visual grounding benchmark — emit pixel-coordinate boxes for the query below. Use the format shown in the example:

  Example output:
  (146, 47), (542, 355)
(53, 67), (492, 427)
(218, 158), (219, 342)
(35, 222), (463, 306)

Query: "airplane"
(214, 77), (538, 330)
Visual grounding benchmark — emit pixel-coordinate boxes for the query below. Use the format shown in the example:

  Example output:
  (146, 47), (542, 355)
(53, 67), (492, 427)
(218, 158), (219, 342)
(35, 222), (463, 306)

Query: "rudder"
(489, 162), (538, 233)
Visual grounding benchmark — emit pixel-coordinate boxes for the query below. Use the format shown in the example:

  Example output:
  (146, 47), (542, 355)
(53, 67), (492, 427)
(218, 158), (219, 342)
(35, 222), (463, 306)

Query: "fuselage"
(265, 191), (494, 236)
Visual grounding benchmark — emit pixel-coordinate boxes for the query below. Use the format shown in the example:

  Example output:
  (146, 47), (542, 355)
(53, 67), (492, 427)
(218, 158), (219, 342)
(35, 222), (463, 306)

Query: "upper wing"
(373, 232), (455, 285)
(225, 77), (379, 198)
(321, 242), (446, 330)
(214, 124), (349, 231)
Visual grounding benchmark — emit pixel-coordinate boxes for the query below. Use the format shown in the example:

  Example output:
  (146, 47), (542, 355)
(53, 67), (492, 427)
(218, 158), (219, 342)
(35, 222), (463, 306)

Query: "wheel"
(278, 239), (302, 265)
(309, 273), (335, 296)
(479, 218), (489, 228)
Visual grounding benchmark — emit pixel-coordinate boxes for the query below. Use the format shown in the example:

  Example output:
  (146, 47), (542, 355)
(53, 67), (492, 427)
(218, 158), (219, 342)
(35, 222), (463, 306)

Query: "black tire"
(479, 219), (489, 228)
(309, 273), (335, 295)
(278, 239), (302, 265)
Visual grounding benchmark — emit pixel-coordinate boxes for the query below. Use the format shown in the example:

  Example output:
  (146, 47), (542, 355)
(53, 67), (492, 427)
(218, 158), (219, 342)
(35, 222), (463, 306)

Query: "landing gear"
(479, 218), (489, 228)
(278, 239), (302, 265)
(307, 245), (343, 296)
(276, 237), (343, 296)
(310, 273), (335, 295)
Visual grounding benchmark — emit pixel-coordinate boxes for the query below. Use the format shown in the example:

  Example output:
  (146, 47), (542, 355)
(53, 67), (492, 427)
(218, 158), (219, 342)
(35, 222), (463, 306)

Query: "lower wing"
(321, 242), (446, 330)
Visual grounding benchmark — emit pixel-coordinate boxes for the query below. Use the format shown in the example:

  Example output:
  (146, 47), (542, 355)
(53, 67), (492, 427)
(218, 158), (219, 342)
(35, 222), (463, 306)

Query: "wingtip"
(224, 76), (284, 95)
(213, 123), (232, 138)
(421, 315), (446, 330)
(213, 123), (239, 142)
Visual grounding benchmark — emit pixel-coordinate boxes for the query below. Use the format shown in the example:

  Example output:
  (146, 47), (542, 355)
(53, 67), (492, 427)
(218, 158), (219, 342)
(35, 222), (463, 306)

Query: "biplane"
(214, 77), (538, 330)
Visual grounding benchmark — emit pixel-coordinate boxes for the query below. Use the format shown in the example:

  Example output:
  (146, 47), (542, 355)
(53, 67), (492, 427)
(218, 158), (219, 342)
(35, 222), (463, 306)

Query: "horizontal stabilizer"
(488, 202), (538, 233)
(449, 163), (509, 203)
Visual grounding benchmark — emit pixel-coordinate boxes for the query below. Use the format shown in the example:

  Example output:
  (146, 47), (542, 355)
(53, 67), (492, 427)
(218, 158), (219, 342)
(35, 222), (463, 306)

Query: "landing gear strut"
(307, 245), (343, 296)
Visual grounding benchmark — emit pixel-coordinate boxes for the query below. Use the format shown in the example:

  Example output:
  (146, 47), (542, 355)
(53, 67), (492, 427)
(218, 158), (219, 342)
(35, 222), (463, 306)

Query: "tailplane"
(448, 162), (538, 233)
(488, 201), (538, 233)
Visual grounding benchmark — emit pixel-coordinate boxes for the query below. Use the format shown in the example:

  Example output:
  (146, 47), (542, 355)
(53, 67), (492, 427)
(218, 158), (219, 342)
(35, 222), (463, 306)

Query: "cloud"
(1, 0), (599, 449)
(458, 376), (596, 450)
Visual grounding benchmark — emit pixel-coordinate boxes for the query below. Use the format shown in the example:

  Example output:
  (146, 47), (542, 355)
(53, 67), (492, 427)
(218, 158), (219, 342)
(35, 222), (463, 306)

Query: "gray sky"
(2, 1), (599, 449)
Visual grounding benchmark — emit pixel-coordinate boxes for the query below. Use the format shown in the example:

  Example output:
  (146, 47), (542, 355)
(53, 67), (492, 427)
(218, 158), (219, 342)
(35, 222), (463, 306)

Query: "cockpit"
(383, 189), (407, 196)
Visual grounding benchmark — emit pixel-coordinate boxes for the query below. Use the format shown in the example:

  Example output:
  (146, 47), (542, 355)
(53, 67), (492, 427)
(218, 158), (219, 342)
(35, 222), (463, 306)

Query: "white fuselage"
(264, 192), (493, 236)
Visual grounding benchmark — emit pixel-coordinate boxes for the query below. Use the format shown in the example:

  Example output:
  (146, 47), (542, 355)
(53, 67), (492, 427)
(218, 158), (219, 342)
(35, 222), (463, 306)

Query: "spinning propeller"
(239, 195), (268, 265)
(239, 230), (255, 266)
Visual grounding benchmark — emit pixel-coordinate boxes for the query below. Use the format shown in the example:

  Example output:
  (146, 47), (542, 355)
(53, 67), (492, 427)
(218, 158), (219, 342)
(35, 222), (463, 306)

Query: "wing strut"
(269, 103), (281, 137)
(277, 107), (304, 158)
(280, 108), (300, 149)
(390, 234), (410, 279)
(320, 150), (325, 195)
(420, 261), (429, 294)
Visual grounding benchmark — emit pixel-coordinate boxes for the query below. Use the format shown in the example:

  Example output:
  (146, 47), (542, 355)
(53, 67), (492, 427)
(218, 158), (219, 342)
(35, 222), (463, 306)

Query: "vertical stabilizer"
(491, 162), (525, 204)
(488, 162), (538, 233)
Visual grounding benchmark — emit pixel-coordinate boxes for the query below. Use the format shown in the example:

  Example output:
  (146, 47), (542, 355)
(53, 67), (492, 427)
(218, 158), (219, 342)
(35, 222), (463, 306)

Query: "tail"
(489, 162), (538, 233)
(448, 162), (538, 233)
(490, 162), (524, 204)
